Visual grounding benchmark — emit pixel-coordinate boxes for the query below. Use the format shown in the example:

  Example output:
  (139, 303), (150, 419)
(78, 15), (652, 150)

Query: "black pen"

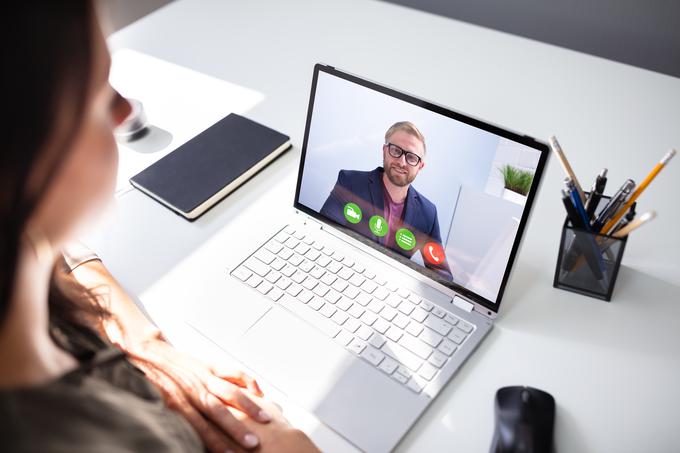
(611, 205), (637, 234)
(592, 179), (635, 232)
(584, 168), (607, 222)
(561, 189), (604, 279)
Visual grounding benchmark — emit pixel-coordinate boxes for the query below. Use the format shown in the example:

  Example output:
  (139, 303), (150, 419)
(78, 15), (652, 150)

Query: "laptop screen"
(295, 65), (548, 312)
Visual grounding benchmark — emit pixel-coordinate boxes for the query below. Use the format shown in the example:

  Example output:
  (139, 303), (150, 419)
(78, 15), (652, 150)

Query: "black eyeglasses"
(385, 143), (422, 167)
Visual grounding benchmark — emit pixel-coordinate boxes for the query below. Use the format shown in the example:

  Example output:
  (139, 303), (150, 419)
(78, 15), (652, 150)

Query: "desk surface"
(91, 0), (680, 451)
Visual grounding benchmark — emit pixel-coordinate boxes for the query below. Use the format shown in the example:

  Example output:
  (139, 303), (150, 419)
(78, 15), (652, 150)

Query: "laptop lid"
(294, 64), (548, 315)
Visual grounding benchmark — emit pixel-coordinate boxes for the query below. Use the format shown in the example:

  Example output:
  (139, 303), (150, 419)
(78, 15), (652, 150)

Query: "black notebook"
(130, 114), (291, 220)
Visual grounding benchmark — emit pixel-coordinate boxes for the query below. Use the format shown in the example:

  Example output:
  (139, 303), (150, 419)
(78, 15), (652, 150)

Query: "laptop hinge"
(453, 296), (474, 313)
(303, 214), (323, 230)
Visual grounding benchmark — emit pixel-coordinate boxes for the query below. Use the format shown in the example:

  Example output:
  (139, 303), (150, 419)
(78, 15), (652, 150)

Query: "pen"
(561, 188), (604, 279)
(601, 149), (676, 234)
(610, 205), (636, 234)
(550, 135), (586, 205)
(584, 168), (607, 221)
(611, 211), (657, 238)
(591, 179), (635, 232)
(565, 178), (591, 230)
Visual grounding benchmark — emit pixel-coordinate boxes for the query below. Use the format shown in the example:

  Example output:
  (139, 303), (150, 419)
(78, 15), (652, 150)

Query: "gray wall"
(383, 0), (680, 78)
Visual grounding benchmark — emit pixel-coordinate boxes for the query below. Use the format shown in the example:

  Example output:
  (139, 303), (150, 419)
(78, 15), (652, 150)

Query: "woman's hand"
(124, 338), (272, 453)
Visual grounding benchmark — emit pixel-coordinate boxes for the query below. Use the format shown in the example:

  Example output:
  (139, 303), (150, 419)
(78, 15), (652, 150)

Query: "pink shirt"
(383, 183), (405, 249)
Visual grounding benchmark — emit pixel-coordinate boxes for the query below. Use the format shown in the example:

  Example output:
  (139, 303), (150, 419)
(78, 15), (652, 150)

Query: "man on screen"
(320, 121), (453, 281)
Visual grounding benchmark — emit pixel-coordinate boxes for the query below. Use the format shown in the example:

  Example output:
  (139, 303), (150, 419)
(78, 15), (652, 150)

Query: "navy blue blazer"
(320, 167), (452, 280)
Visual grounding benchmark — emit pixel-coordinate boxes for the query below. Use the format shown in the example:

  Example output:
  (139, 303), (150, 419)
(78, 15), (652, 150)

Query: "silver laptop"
(188, 64), (548, 452)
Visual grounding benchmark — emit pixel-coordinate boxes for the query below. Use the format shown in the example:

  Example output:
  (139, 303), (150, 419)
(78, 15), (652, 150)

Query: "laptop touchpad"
(236, 306), (355, 407)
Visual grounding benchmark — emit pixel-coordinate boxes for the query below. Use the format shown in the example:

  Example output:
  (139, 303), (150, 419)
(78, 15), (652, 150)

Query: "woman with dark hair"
(0, 3), (318, 452)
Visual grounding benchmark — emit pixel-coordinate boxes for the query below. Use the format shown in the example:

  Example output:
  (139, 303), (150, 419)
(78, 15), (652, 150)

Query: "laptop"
(188, 64), (548, 452)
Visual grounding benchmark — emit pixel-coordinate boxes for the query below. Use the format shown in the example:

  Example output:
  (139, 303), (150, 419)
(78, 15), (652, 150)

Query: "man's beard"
(384, 161), (416, 187)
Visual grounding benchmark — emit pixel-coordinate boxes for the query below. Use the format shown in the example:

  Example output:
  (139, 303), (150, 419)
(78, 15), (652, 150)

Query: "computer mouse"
(490, 386), (555, 453)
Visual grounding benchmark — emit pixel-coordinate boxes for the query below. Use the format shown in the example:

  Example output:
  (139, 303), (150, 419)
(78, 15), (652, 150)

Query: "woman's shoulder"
(0, 373), (202, 452)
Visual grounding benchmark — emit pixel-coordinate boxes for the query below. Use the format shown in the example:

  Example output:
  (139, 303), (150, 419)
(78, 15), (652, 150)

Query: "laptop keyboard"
(230, 225), (476, 395)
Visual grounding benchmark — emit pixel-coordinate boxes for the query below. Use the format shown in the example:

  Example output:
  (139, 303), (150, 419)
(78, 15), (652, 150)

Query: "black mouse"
(490, 386), (555, 453)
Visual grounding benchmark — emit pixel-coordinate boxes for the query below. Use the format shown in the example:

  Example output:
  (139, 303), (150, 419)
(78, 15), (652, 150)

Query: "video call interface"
(298, 71), (543, 304)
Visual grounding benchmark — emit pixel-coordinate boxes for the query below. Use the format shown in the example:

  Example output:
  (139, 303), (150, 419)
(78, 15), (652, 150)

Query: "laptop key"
(380, 307), (398, 322)
(431, 306), (446, 318)
(319, 303), (336, 318)
(308, 296), (324, 310)
(270, 258), (286, 271)
(438, 339), (458, 356)
(398, 301), (416, 315)
(348, 339), (366, 355)
(428, 351), (448, 368)
(420, 300), (434, 311)
(244, 258), (269, 277)
(265, 241), (283, 254)
(305, 248), (320, 261)
(360, 280), (377, 294)
(268, 288), (283, 301)
(275, 277), (291, 290)
(297, 289), (314, 304)
(335, 330), (353, 346)
(331, 311), (349, 325)
(448, 327), (467, 344)
(336, 297), (353, 311)
(299, 260), (314, 273)
(418, 363), (438, 381)
(373, 287), (389, 301)
(231, 266), (252, 282)
(405, 322), (424, 337)
(355, 292), (372, 306)
(385, 326), (403, 342)
(324, 290), (342, 304)
(286, 283), (302, 297)
(332, 279), (349, 292)
(345, 318), (361, 333)
(256, 281), (273, 295)
(406, 375), (427, 393)
(360, 346), (384, 366)
(278, 247), (293, 260)
(313, 284), (329, 297)
(310, 266), (325, 279)
(392, 372), (408, 384)
(280, 263), (296, 277)
(291, 270), (306, 284)
(265, 271), (281, 284)
(378, 356), (398, 374)
(368, 332), (386, 349)
(424, 315), (452, 336)
(288, 253), (303, 266)
(320, 272), (337, 286)
(316, 254), (332, 267)
(255, 248), (276, 265)
(382, 341), (422, 371)
(360, 311), (378, 326)
(444, 313), (459, 326)
(457, 320), (474, 333)
(373, 318), (390, 334)
(343, 285), (360, 299)
(393, 313), (410, 330)
(356, 325), (374, 341)
(410, 307), (428, 323)
(398, 334), (433, 360)
(302, 277), (317, 290)
(418, 327), (443, 348)
(246, 275), (263, 288)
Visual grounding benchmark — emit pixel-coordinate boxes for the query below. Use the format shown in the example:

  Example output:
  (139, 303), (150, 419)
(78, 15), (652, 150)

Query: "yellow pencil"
(549, 136), (586, 204)
(611, 211), (656, 238)
(601, 149), (676, 234)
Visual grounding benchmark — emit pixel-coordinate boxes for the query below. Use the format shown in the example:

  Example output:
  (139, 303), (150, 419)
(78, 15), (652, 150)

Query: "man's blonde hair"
(384, 121), (426, 153)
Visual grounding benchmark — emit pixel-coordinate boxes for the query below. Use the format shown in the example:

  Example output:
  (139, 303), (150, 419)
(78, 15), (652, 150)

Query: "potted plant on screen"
(500, 164), (534, 205)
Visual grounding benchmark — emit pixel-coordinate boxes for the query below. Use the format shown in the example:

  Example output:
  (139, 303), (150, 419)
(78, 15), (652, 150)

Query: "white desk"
(90, 0), (680, 451)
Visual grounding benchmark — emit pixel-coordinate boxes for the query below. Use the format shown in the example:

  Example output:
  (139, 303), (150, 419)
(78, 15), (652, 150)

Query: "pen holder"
(553, 195), (631, 301)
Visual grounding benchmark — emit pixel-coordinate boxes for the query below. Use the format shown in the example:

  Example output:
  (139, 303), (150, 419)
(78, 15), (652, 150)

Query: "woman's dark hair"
(1, 1), (109, 329)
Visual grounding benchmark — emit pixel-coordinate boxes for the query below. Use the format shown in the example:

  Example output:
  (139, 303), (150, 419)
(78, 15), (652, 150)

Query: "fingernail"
(258, 409), (272, 422)
(243, 433), (259, 448)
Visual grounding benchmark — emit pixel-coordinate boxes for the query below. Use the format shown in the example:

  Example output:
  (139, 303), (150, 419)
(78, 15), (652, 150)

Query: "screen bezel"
(293, 64), (548, 314)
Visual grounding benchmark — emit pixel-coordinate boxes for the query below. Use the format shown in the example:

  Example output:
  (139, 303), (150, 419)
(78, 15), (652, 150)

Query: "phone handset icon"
(423, 242), (445, 266)
(427, 245), (441, 263)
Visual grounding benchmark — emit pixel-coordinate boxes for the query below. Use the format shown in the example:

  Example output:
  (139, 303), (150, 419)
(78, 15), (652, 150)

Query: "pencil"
(601, 149), (676, 234)
(611, 211), (656, 238)
(549, 136), (586, 204)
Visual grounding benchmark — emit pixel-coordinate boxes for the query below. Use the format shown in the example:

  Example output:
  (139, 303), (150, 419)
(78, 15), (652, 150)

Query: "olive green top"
(0, 320), (203, 452)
